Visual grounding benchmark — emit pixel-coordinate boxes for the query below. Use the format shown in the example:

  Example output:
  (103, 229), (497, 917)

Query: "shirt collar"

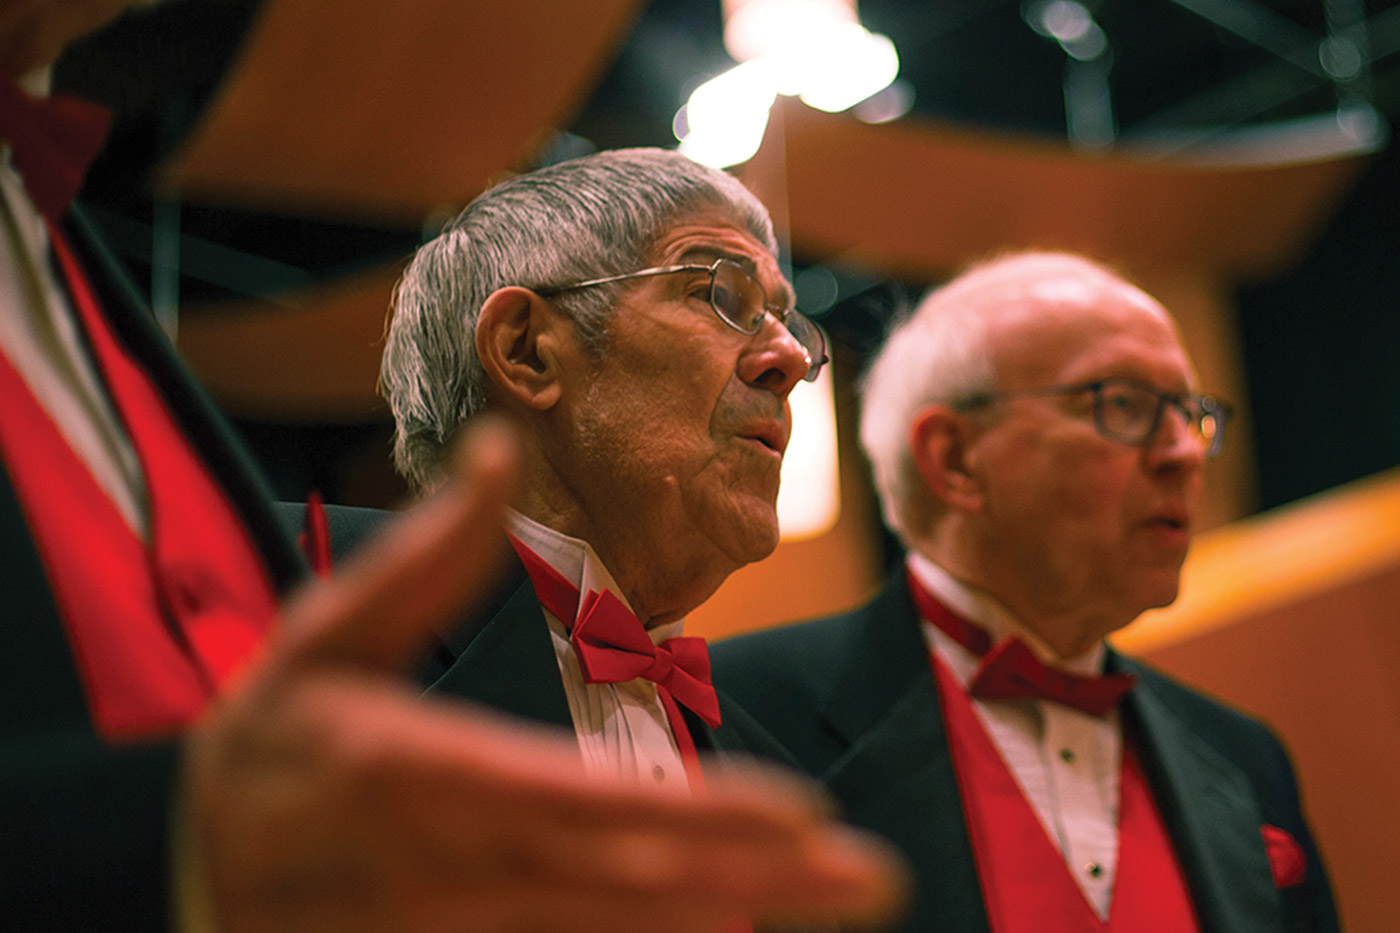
(2, 68), (51, 160)
(19, 67), (53, 97)
(906, 550), (1105, 676)
(506, 509), (685, 643)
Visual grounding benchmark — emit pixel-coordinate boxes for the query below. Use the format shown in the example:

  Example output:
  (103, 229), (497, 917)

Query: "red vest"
(0, 230), (276, 739)
(931, 652), (1201, 932)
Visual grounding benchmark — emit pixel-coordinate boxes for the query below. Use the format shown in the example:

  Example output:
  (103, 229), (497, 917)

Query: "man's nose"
(1146, 404), (1208, 471)
(738, 316), (813, 397)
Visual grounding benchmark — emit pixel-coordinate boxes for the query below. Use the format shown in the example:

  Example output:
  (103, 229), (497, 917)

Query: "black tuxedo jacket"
(289, 503), (803, 769)
(1, 207), (306, 929)
(710, 570), (1340, 933)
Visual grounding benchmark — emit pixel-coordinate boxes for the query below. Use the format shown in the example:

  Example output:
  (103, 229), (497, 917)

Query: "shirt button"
(652, 764), (666, 783)
(1059, 747), (1076, 764)
(1086, 862), (1103, 878)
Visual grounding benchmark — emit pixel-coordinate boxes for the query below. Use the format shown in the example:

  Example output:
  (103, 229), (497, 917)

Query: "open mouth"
(1144, 514), (1191, 542)
(738, 421), (788, 456)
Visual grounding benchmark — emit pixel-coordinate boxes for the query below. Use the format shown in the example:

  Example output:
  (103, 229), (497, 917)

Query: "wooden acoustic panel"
(177, 263), (405, 420)
(165, 0), (645, 221)
(743, 96), (1370, 282)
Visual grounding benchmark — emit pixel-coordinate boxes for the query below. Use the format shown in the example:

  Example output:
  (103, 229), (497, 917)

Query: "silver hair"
(858, 281), (997, 543)
(380, 147), (778, 492)
(860, 251), (1135, 542)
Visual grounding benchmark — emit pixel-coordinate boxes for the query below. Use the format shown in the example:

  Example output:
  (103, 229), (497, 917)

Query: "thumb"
(269, 416), (519, 677)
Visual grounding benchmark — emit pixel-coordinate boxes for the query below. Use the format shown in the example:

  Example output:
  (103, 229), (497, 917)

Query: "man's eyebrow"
(675, 246), (747, 268)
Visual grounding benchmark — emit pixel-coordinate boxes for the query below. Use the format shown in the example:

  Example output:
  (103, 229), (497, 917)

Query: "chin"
(737, 514), (782, 563)
(684, 472), (782, 566)
(712, 504), (781, 567)
(1134, 577), (1184, 615)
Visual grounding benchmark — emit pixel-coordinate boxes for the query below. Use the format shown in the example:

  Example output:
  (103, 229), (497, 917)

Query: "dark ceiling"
(56, 0), (1400, 511)
(583, 0), (1400, 146)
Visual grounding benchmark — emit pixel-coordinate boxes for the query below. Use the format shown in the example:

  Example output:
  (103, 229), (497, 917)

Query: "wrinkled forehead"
(649, 210), (792, 307)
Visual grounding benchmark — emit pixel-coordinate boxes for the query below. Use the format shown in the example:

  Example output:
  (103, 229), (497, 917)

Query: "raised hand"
(183, 419), (907, 933)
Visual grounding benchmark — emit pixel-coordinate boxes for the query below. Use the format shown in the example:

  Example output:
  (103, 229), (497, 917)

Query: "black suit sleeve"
(2, 737), (180, 929)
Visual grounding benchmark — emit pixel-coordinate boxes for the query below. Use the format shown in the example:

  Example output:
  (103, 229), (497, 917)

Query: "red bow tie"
(0, 74), (111, 222)
(907, 570), (1136, 717)
(511, 537), (722, 728)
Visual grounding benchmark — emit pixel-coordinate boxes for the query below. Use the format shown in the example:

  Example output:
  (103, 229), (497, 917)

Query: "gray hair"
(860, 251), (1134, 542)
(858, 280), (996, 543)
(380, 147), (777, 492)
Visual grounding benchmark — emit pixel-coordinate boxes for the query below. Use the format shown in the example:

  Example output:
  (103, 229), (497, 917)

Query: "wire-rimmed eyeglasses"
(954, 379), (1234, 457)
(534, 258), (828, 382)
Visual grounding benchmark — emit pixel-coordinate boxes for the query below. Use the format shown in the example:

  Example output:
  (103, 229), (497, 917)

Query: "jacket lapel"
(1117, 655), (1282, 933)
(424, 574), (574, 730)
(0, 466), (96, 734)
(424, 581), (779, 773)
(818, 572), (992, 933)
(703, 689), (805, 771)
(1, 207), (302, 735)
(62, 205), (305, 592)
(805, 572), (1280, 933)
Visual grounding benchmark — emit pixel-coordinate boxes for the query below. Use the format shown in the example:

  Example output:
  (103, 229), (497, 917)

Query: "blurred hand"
(183, 419), (907, 933)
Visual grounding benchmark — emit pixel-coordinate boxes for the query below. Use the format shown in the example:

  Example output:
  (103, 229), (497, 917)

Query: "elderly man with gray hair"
(712, 251), (1338, 933)
(377, 147), (852, 827)
(1, 0), (902, 913)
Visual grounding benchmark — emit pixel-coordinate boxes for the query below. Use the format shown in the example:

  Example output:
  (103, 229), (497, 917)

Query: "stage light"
(676, 2), (900, 167)
(676, 60), (777, 168)
(723, 0), (856, 63)
(797, 26), (899, 113)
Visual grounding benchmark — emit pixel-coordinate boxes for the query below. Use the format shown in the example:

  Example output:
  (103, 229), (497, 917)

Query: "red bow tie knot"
(573, 588), (721, 728)
(0, 75), (111, 222)
(970, 638), (1135, 717)
(509, 537), (723, 729)
(908, 569), (1136, 717)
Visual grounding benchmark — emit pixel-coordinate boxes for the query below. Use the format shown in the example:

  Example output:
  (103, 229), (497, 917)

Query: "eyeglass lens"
(709, 262), (767, 333)
(710, 261), (826, 381)
(1095, 382), (1225, 453)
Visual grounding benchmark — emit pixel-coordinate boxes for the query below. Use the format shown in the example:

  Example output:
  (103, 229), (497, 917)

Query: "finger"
(303, 688), (908, 925)
(254, 681), (831, 863)
(421, 883), (733, 933)
(319, 689), (825, 831)
(272, 416), (519, 675)
(304, 878), (733, 933)
(500, 807), (908, 927)
(195, 677), (907, 932)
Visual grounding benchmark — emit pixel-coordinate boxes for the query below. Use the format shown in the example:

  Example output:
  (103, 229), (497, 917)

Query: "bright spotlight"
(682, 3), (903, 167)
(724, 0), (857, 63)
(676, 60), (777, 168)
(797, 26), (900, 113)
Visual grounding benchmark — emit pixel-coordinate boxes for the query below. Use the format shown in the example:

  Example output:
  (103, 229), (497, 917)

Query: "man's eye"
(710, 284), (737, 310)
(1103, 389), (1154, 418)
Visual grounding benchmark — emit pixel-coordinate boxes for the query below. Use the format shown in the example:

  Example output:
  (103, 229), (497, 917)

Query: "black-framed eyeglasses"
(955, 379), (1234, 457)
(533, 258), (828, 382)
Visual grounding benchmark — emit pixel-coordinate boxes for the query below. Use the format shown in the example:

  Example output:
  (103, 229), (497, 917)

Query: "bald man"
(713, 252), (1339, 932)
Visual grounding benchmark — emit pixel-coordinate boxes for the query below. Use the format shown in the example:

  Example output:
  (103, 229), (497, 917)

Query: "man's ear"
(910, 405), (984, 513)
(474, 287), (568, 410)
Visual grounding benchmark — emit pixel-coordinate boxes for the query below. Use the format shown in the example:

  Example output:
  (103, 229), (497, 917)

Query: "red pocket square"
(1261, 824), (1306, 889)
